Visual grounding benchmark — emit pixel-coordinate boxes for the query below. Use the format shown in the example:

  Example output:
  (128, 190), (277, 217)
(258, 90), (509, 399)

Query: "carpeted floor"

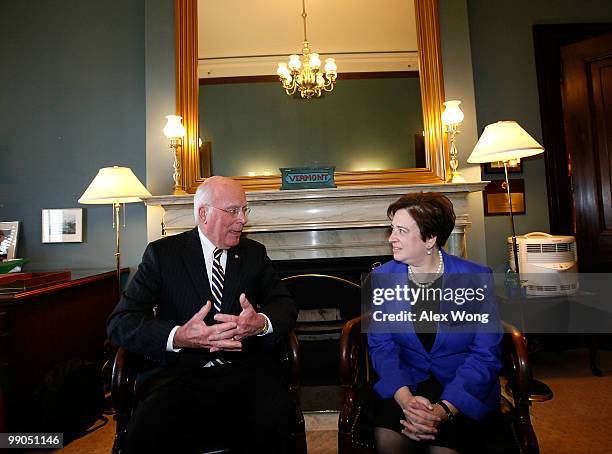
(47, 347), (612, 454)
(529, 347), (612, 454)
(44, 412), (341, 454)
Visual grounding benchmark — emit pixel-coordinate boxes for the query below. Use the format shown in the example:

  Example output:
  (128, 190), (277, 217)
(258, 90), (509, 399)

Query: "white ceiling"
(198, 0), (417, 59)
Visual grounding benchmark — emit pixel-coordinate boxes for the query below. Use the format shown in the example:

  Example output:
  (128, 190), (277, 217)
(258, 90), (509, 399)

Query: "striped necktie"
(211, 248), (224, 313)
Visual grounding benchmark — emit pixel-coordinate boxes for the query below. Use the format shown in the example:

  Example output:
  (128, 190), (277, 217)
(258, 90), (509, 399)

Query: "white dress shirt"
(166, 227), (273, 352)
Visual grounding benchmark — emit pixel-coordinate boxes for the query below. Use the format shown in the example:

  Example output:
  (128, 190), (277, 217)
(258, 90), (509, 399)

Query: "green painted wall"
(145, 0), (177, 242)
(467, 0), (612, 271)
(0, 0), (148, 271)
(7, 0), (611, 274)
(438, 0), (487, 265)
(199, 78), (423, 176)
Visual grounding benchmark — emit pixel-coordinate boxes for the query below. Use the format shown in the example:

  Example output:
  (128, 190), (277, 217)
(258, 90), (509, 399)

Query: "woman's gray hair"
(193, 182), (211, 223)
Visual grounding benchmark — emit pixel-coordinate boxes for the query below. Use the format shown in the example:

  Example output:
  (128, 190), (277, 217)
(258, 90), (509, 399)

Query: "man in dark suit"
(107, 176), (297, 453)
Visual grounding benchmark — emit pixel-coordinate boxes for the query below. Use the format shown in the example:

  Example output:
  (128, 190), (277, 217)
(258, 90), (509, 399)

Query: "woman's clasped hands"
(394, 386), (450, 441)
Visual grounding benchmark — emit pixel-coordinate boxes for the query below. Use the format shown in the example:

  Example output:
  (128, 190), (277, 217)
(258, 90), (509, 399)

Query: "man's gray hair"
(193, 182), (211, 223)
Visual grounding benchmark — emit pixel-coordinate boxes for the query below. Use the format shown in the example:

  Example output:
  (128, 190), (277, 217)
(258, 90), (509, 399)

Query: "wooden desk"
(0, 268), (128, 431)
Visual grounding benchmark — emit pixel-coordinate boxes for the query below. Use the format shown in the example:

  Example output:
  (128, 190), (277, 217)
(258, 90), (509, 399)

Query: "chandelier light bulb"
(324, 58), (337, 73)
(288, 55), (301, 71)
(277, 63), (291, 79)
(309, 53), (321, 69)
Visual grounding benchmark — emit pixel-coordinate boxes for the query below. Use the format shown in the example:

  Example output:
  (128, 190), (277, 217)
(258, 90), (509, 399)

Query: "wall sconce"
(441, 100), (465, 183)
(163, 115), (187, 195)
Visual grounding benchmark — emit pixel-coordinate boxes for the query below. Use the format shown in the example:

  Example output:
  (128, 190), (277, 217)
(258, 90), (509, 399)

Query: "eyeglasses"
(206, 204), (251, 217)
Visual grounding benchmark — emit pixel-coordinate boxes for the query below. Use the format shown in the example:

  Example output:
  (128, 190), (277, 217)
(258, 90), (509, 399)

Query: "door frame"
(533, 23), (612, 235)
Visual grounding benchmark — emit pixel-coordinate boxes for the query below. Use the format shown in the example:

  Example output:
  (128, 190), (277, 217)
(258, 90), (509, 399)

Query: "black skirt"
(373, 374), (482, 453)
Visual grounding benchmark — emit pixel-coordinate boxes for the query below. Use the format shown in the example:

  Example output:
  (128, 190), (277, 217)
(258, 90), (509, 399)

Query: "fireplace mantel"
(144, 182), (487, 260)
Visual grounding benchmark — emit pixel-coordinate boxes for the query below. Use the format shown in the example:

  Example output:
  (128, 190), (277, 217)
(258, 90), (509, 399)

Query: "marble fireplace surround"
(144, 183), (487, 261)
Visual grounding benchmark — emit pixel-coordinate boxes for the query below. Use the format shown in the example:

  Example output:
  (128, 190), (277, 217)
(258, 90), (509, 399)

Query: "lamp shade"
(163, 115), (186, 139)
(467, 121), (544, 163)
(79, 166), (151, 204)
(441, 100), (464, 126)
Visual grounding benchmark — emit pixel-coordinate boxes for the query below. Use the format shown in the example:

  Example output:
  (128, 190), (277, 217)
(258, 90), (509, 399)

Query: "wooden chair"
(338, 315), (540, 454)
(281, 274), (361, 406)
(281, 274), (361, 339)
(110, 331), (306, 454)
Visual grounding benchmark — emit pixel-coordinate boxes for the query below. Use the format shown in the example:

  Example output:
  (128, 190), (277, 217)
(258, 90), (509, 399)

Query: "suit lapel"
(181, 228), (213, 307)
(221, 243), (243, 314)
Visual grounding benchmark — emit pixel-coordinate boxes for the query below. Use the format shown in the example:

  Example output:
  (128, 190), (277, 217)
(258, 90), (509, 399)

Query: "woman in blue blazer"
(368, 192), (502, 454)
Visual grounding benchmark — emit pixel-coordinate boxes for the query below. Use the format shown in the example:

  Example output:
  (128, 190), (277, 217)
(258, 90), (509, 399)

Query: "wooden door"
(561, 33), (612, 272)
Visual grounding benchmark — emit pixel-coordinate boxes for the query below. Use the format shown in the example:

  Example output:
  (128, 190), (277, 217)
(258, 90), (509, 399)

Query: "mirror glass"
(176, 0), (447, 191)
(200, 77), (424, 176)
(198, 0), (423, 176)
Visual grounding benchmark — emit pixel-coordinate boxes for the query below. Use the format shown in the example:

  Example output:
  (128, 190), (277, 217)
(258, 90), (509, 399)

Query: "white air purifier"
(507, 232), (578, 297)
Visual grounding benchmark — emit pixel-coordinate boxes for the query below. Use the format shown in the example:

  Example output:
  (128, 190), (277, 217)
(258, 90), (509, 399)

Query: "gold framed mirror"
(174, 0), (448, 192)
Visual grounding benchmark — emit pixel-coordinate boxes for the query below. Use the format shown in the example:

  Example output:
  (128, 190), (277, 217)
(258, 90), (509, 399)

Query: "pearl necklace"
(408, 250), (444, 288)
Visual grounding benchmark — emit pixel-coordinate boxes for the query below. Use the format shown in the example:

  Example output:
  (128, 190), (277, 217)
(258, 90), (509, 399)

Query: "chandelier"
(276, 0), (338, 99)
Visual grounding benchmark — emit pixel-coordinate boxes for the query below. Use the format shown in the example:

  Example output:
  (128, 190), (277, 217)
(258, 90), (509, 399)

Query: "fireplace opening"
(275, 255), (391, 411)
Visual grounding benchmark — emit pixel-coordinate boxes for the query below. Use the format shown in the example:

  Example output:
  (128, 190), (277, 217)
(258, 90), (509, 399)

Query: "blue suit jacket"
(367, 250), (502, 421)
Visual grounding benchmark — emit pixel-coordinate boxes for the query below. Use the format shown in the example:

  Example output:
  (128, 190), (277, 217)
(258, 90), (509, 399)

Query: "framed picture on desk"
(0, 221), (19, 260)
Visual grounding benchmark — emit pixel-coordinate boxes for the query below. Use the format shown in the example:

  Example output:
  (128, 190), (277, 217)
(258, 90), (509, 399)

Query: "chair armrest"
(502, 321), (532, 405)
(339, 315), (365, 386)
(283, 330), (306, 454)
(111, 347), (141, 454)
(111, 347), (138, 416)
(286, 330), (300, 392)
(501, 321), (540, 454)
(339, 315), (369, 444)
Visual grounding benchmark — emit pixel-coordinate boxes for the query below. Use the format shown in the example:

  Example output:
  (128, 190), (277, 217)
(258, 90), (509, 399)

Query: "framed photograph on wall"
(0, 221), (20, 260)
(42, 208), (83, 243)
(481, 160), (523, 176)
(483, 179), (526, 216)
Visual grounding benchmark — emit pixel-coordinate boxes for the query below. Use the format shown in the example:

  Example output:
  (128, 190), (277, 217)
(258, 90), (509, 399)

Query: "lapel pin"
(234, 254), (239, 259)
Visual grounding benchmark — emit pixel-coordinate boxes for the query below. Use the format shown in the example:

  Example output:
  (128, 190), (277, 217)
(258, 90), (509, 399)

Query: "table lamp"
(467, 121), (544, 276)
(79, 166), (151, 286)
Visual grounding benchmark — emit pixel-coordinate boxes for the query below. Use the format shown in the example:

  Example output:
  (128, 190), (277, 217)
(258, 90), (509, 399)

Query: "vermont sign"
(280, 167), (336, 190)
